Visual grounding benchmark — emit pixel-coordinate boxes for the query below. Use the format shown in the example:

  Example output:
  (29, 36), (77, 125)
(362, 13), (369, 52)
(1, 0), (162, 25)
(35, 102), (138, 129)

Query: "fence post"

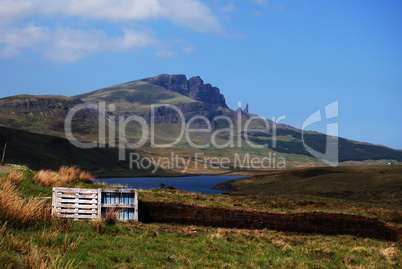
(1, 142), (7, 165)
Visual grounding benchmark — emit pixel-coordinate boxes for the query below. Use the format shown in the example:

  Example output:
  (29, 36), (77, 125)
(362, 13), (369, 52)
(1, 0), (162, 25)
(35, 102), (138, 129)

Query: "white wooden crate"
(52, 187), (138, 221)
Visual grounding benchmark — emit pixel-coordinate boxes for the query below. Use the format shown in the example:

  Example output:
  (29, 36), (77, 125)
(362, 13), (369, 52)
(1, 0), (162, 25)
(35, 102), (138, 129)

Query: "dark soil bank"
(139, 201), (401, 242)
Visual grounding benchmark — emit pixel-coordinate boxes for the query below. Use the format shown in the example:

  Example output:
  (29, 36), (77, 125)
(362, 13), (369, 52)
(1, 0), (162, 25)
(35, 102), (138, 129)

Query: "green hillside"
(0, 94), (74, 101)
(213, 165), (402, 207)
(244, 129), (402, 162)
(0, 94), (99, 140)
(76, 80), (198, 114)
(0, 125), (156, 176)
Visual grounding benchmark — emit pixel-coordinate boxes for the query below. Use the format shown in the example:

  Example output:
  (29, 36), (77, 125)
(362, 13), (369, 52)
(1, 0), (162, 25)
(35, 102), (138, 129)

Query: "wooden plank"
(57, 202), (98, 205)
(55, 197), (97, 201)
(57, 209), (97, 214)
(55, 193), (97, 199)
(53, 187), (98, 193)
(56, 198), (97, 204)
(55, 192), (97, 195)
(56, 214), (96, 219)
(56, 192), (97, 196)
(56, 200), (97, 204)
(55, 204), (98, 209)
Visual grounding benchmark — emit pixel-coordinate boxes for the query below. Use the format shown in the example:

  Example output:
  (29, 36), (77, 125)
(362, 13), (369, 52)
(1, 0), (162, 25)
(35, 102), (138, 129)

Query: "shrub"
(104, 208), (119, 225)
(3, 170), (25, 185)
(0, 180), (50, 228)
(33, 166), (94, 187)
(33, 170), (59, 186)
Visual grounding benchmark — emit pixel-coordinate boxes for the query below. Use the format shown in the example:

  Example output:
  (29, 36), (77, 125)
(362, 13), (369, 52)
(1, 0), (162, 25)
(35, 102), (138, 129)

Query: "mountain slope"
(0, 94), (98, 139)
(244, 129), (402, 162)
(0, 125), (159, 176)
(0, 74), (401, 172)
(76, 80), (198, 115)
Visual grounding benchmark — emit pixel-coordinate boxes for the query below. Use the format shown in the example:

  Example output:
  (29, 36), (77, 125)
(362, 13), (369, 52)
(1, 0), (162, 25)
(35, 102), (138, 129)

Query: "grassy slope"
(246, 129), (402, 163)
(214, 165), (402, 208)
(76, 80), (197, 113)
(0, 166), (401, 268)
(0, 95), (99, 139)
(0, 125), (146, 175)
(0, 95), (74, 101)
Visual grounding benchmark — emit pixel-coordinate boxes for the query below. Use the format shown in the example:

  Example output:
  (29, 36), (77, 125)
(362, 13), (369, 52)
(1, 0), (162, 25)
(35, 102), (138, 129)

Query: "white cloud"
(0, 0), (222, 33)
(0, 24), (157, 62)
(0, 0), (223, 62)
(156, 49), (175, 58)
(1, 46), (20, 58)
(162, 0), (222, 33)
(113, 30), (157, 50)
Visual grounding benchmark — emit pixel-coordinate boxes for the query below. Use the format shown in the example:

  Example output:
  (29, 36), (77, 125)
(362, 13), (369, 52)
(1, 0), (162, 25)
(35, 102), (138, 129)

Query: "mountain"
(75, 77), (226, 124)
(0, 74), (401, 174)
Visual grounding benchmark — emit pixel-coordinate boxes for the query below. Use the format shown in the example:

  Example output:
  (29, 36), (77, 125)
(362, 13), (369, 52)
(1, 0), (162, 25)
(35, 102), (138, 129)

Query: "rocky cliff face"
(142, 74), (228, 108)
(0, 96), (95, 120)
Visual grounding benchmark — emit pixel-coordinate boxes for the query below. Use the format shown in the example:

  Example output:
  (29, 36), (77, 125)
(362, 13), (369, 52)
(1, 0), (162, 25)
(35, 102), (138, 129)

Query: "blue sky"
(0, 0), (401, 149)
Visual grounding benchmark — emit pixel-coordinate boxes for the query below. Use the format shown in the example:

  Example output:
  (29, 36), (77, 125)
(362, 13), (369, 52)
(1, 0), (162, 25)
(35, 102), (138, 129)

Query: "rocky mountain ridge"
(142, 74), (228, 108)
(0, 96), (83, 117)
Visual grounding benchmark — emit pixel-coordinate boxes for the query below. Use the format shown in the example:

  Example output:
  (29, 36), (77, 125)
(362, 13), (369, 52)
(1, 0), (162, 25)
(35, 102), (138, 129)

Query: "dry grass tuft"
(62, 234), (81, 253)
(33, 166), (94, 187)
(8, 234), (30, 255)
(77, 170), (94, 183)
(272, 239), (292, 251)
(2, 170), (26, 185)
(51, 215), (72, 233)
(91, 217), (104, 234)
(33, 170), (59, 186)
(24, 246), (69, 269)
(208, 228), (226, 240)
(104, 208), (119, 225)
(380, 247), (400, 263)
(0, 180), (50, 228)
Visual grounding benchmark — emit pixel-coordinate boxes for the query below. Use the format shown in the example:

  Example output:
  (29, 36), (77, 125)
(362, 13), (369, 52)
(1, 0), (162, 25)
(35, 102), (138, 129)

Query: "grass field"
(0, 165), (401, 268)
